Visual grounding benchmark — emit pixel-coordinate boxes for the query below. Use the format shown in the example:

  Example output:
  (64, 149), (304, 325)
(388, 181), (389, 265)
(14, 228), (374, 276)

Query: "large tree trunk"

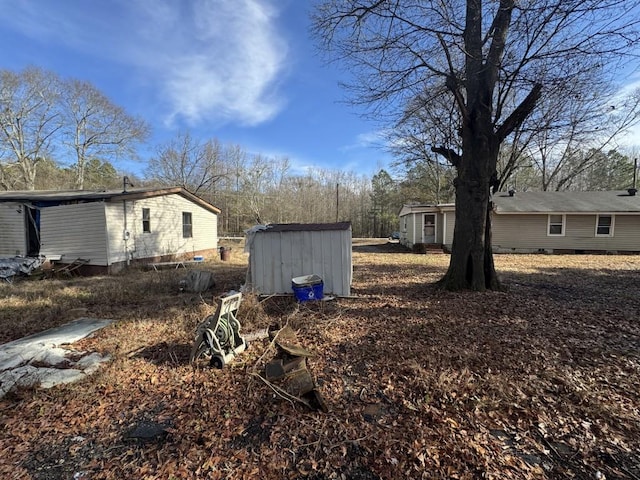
(440, 107), (501, 291)
(436, 0), (502, 291)
(441, 167), (500, 291)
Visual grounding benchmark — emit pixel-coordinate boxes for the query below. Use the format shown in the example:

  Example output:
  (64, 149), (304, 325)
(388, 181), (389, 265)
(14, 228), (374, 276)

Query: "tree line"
(145, 132), (380, 237)
(1, 62), (639, 241)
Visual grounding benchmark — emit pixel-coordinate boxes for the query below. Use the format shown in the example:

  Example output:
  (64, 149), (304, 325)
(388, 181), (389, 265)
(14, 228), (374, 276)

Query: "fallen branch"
(251, 321), (290, 370)
(250, 305), (300, 371)
(249, 371), (311, 409)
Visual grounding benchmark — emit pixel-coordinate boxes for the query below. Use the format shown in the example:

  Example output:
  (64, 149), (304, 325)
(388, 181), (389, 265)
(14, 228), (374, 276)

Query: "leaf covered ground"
(1, 240), (639, 479)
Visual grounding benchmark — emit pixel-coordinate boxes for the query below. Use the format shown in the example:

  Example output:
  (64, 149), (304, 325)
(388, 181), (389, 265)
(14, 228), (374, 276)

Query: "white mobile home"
(245, 222), (352, 296)
(399, 190), (640, 253)
(0, 187), (220, 273)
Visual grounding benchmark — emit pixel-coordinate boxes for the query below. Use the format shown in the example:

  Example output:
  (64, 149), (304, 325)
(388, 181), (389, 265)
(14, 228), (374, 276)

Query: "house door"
(25, 207), (40, 256)
(423, 214), (436, 243)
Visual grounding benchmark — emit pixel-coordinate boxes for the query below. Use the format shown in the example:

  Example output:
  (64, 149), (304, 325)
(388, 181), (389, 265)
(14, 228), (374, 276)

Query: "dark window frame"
(142, 208), (151, 233)
(182, 212), (193, 238)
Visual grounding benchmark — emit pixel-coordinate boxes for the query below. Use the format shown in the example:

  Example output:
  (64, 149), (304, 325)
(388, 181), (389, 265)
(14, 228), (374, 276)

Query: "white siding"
(248, 228), (352, 296)
(400, 211), (455, 248)
(104, 200), (132, 264)
(443, 212), (455, 248)
(39, 202), (109, 265)
(400, 213), (413, 248)
(0, 203), (26, 256)
(105, 194), (218, 263)
(611, 215), (640, 251)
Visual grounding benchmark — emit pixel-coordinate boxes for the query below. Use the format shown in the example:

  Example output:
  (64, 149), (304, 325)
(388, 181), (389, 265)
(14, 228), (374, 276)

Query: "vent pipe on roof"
(508, 189), (516, 197)
(629, 158), (638, 196)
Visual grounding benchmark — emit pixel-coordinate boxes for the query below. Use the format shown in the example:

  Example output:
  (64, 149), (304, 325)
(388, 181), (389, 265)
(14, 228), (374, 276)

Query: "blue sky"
(0, 0), (392, 177)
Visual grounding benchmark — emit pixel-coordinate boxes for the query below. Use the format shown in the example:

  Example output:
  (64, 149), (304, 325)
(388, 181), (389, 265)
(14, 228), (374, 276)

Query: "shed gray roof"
(493, 190), (640, 213)
(0, 187), (221, 214)
(258, 222), (352, 233)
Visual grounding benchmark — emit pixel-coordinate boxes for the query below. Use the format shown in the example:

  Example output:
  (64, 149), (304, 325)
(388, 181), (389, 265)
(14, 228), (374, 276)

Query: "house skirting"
(46, 248), (220, 276)
(493, 247), (640, 255)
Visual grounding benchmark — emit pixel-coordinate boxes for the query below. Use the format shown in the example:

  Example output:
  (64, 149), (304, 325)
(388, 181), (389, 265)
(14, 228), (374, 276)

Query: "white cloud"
(339, 130), (388, 152)
(142, 0), (288, 126)
(0, 0), (289, 127)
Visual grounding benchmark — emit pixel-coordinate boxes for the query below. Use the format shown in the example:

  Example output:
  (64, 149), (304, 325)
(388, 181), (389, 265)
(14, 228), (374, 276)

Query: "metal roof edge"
(257, 221), (352, 233)
(0, 187), (222, 214)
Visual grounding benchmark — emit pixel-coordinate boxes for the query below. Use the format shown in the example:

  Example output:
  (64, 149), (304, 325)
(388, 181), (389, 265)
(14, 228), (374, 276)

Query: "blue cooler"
(292, 274), (324, 302)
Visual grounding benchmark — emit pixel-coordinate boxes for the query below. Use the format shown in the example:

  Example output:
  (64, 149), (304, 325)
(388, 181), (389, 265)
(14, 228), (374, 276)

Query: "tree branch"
(486, 0), (515, 72)
(496, 83), (543, 142)
(431, 145), (462, 168)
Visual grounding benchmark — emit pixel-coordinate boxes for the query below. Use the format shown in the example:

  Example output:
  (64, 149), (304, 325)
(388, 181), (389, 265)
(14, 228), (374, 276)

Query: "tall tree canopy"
(313, 0), (640, 290)
(60, 78), (149, 190)
(0, 67), (60, 190)
(145, 132), (228, 194)
(0, 67), (149, 190)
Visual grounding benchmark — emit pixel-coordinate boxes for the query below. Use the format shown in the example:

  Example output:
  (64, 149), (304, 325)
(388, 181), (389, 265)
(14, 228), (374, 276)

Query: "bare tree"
(237, 154), (277, 225)
(145, 132), (227, 194)
(313, 0), (640, 290)
(260, 155), (291, 224)
(60, 79), (149, 190)
(527, 87), (640, 191)
(0, 67), (62, 190)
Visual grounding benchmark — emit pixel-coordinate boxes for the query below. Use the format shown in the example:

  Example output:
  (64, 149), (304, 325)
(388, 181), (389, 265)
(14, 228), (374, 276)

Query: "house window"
(142, 208), (151, 233)
(548, 214), (565, 236)
(182, 212), (193, 238)
(596, 215), (614, 236)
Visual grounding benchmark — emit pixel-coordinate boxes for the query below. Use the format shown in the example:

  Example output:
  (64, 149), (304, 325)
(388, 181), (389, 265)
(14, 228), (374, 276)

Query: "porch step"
(412, 243), (445, 254)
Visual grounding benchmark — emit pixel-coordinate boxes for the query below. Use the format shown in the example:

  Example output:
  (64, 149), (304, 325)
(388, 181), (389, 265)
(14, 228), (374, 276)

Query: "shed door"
(423, 214), (436, 243)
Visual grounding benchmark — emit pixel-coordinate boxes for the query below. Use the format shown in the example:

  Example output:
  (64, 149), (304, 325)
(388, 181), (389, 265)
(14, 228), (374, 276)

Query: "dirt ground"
(1, 242), (639, 479)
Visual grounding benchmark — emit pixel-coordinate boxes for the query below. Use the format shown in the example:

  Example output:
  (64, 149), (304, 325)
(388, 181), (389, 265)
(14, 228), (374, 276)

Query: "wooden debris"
(259, 324), (328, 412)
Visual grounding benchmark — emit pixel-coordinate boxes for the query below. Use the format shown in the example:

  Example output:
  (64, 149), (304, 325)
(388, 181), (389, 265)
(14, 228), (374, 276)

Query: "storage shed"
(245, 222), (352, 297)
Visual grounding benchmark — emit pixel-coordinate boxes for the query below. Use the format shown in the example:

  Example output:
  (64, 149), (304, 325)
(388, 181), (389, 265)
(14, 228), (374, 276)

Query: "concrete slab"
(0, 317), (113, 398)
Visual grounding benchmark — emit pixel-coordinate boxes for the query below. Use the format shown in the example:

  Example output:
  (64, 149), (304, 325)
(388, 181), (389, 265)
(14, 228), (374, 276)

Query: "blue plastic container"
(292, 274), (324, 302)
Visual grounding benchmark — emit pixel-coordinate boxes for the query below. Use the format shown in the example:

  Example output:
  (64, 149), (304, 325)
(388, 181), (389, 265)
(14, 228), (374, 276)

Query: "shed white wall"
(248, 229), (352, 296)
(39, 202), (109, 265)
(0, 203), (26, 257)
(105, 194), (218, 263)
